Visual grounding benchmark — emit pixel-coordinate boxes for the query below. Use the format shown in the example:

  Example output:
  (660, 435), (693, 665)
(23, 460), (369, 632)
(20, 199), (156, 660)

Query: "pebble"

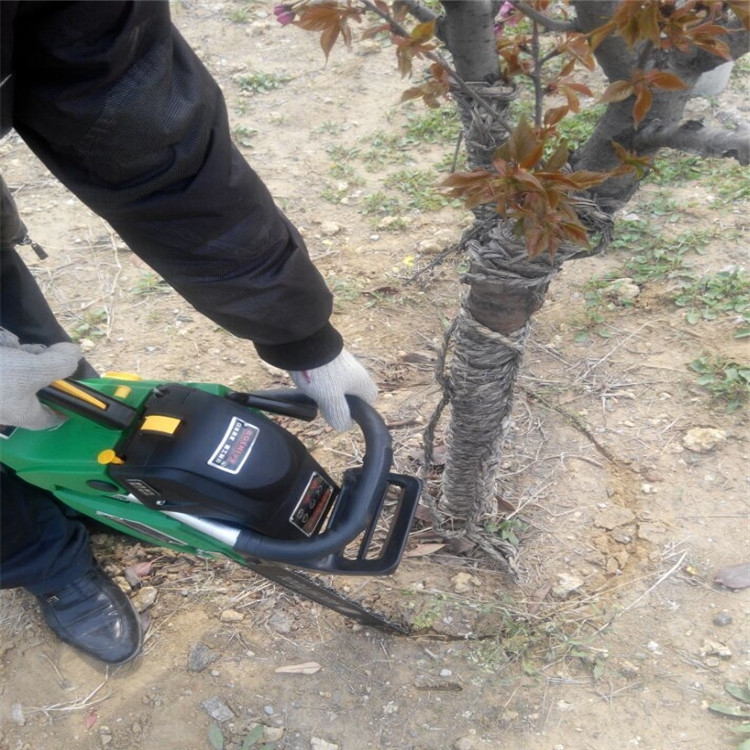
(355, 39), (382, 56)
(551, 573), (584, 600)
(219, 608), (245, 623)
(201, 696), (235, 723)
(268, 611), (292, 634)
(701, 639), (732, 659)
(187, 643), (218, 673)
(451, 572), (474, 594)
(416, 239), (443, 254)
(263, 726), (285, 742)
(454, 728), (477, 749)
(311, 738), (339, 750)
(594, 506), (636, 530)
(682, 427), (727, 453)
(131, 586), (157, 613)
(603, 278), (640, 303)
(10, 703), (25, 726)
(713, 611), (733, 626)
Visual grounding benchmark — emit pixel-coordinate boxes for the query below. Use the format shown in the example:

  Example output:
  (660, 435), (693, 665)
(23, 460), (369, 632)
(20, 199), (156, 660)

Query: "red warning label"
(207, 417), (259, 475)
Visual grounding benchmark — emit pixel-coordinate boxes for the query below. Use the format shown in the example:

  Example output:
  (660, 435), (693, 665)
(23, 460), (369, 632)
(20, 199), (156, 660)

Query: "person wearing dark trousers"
(0, 1), (377, 665)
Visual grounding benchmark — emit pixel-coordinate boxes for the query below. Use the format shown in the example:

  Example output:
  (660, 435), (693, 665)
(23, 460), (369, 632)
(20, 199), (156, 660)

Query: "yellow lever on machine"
(50, 380), (107, 410)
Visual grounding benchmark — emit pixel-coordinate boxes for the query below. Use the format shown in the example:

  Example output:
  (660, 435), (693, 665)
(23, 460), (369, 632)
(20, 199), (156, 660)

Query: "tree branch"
(635, 119), (750, 166)
(359, 0), (515, 134)
(397, 0), (439, 23)
(510, 0), (578, 32)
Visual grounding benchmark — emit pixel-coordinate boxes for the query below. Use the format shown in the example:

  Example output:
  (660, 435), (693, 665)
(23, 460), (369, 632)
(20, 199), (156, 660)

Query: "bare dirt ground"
(1, 3), (748, 750)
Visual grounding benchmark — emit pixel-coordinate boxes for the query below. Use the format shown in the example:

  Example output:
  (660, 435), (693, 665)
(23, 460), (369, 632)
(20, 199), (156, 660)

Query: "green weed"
(404, 105), (461, 144)
(226, 8), (250, 23)
(647, 154), (750, 205)
(132, 271), (171, 296)
(690, 355), (750, 412)
(326, 144), (361, 162)
(328, 160), (364, 185)
(484, 518), (527, 548)
(236, 72), (292, 94)
(707, 678), (750, 750)
(675, 269), (750, 335)
(232, 125), (258, 148)
(321, 186), (350, 204)
(208, 722), (276, 750)
(362, 131), (413, 168)
(649, 152), (704, 185)
(557, 104), (606, 150)
(362, 190), (402, 217)
(572, 273), (641, 341)
(382, 169), (452, 212)
(411, 599), (446, 631)
(313, 120), (348, 136)
(71, 309), (108, 341)
(329, 278), (362, 307)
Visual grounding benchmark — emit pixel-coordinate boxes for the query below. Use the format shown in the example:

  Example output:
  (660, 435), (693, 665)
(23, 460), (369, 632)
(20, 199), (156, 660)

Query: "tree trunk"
(434, 0), (747, 530)
(436, 2), (551, 522)
(441, 1), (500, 80)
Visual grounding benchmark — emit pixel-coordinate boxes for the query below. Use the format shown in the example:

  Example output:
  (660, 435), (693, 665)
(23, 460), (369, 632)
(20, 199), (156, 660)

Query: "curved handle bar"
(233, 394), (393, 563)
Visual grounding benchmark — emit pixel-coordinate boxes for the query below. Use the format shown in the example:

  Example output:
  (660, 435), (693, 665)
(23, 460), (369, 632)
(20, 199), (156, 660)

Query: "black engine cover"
(110, 385), (338, 540)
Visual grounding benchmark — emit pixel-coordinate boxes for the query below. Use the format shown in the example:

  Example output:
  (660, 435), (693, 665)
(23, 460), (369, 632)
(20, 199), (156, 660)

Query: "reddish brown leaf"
(294, 3), (362, 60)
(507, 117), (544, 169)
(561, 32), (597, 71)
(715, 562), (750, 589)
(544, 105), (569, 127)
(646, 70), (689, 91)
(544, 142), (570, 173)
(610, 140), (655, 179)
(588, 21), (616, 51)
(131, 560), (153, 578)
(361, 22), (390, 40)
(319, 24), (341, 59)
(600, 79), (634, 104)
(632, 85), (653, 128)
(557, 169), (611, 190)
(559, 57), (577, 78)
(565, 81), (594, 97)
(727, 0), (750, 29)
(615, 0), (662, 47)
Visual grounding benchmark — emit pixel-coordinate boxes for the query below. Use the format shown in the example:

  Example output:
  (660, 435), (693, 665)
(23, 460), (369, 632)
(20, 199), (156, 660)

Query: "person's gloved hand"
(0, 328), (82, 430)
(289, 349), (378, 431)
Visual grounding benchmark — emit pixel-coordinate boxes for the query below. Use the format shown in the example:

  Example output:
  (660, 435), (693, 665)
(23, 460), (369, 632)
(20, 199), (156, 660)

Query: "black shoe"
(36, 566), (143, 665)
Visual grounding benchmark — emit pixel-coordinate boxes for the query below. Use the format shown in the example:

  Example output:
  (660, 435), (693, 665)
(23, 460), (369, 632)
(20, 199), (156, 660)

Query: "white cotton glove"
(289, 349), (378, 431)
(0, 328), (82, 430)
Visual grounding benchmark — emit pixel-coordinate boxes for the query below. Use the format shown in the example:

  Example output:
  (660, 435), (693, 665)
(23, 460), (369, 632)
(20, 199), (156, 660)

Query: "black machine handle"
(38, 379), (138, 430)
(233, 394), (394, 564)
(227, 388), (319, 421)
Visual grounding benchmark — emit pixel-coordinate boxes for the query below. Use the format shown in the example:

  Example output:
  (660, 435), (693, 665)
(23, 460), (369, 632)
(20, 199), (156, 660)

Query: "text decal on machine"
(207, 417), (259, 475)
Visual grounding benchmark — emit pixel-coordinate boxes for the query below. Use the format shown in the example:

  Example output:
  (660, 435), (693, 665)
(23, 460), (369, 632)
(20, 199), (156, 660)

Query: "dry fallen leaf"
(274, 661), (322, 675)
(405, 543), (446, 558)
(714, 562), (750, 590)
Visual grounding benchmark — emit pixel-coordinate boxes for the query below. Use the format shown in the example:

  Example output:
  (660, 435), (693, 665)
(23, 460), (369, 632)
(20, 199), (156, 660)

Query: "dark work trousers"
(1, 236), (98, 595)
